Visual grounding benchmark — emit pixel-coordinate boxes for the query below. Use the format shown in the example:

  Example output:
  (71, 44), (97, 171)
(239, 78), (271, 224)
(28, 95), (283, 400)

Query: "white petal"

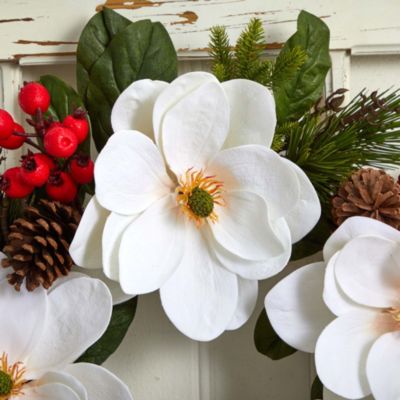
(226, 278), (258, 330)
(265, 262), (333, 353)
(335, 236), (400, 308)
(207, 145), (300, 219)
(222, 79), (276, 149)
(23, 383), (80, 400)
(102, 212), (138, 281)
(212, 217), (292, 280)
(65, 363), (133, 400)
(160, 224), (238, 341)
(0, 280), (47, 365)
(95, 130), (173, 215)
(323, 252), (366, 316)
(323, 216), (400, 261)
(280, 158), (321, 243)
(111, 79), (168, 140)
(26, 277), (112, 378)
(161, 80), (229, 175)
(153, 71), (218, 147)
(70, 196), (109, 270)
(210, 191), (287, 261)
(50, 271), (88, 291)
(119, 194), (185, 294)
(37, 371), (87, 400)
(80, 267), (134, 305)
(315, 310), (383, 399)
(367, 332), (400, 400)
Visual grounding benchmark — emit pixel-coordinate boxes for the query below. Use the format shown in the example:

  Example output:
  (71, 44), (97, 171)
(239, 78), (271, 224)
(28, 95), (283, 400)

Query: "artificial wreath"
(0, 6), (399, 400)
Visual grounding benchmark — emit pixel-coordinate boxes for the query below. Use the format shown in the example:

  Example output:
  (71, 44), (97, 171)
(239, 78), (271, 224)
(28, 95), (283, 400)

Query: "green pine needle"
(208, 18), (274, 86)
(272, 46), (307, 89)
(234, 18), (265, 79)
(284, 89), (400, 212)
(209, 26), (233, 81)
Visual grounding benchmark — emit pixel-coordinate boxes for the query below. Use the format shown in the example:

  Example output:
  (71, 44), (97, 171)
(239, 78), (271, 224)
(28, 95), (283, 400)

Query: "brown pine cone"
(332, 168), (400, 228)
(1, 199), (81, 291)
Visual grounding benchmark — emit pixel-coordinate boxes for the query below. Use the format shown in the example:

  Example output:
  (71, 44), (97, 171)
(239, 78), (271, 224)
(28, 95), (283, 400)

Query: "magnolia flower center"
(0, 353), (26, 399)
(176, 169), (224, 226)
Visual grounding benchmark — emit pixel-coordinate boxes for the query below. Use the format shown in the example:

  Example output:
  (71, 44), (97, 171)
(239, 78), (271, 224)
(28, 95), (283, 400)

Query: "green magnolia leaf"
(254, 309), (297, 360)
(77, 297), (138, 365)
(290, 216), (334, 261)
(311, 376), (323, 400)
(40, 75), (84, 121)
(39, 75), (90, 155)
(274, 10), (331, 122)
(76, 8), (131, 101)
(77, 9), (178, 151)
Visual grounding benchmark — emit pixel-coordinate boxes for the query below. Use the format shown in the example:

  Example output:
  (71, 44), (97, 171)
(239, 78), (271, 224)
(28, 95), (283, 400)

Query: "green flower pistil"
(0, 370), (12, 397)
(0, 353), (26, 399)
(176, 169), (225, 227)
(188, 187), (214, 218)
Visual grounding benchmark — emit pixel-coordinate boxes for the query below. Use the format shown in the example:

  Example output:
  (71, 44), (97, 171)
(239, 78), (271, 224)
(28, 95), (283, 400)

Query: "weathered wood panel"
(0, 0), (399, 61)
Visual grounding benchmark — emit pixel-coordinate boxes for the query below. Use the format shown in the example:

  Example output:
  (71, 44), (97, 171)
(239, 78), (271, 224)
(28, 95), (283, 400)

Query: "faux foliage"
(284, 89), (400, 211)
(209, 18), (307, 89)
(311, 376), (323, 400)
(77, 8), (178, 151)
(274, 11), (331, 122)
(254, 309), (297, 360)
(77, 297), (138, 365)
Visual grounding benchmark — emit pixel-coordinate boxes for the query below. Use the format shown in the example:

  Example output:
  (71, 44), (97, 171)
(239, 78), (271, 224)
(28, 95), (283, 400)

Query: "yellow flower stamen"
(176, 168), (225, 227)
(0, 353), (26, 399)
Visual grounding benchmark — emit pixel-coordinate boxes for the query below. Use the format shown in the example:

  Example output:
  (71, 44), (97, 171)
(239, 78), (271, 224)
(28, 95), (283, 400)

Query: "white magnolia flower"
(266, 216), (400, 400)
(0, 253), (133, 400)
(71, 71), (320, 341)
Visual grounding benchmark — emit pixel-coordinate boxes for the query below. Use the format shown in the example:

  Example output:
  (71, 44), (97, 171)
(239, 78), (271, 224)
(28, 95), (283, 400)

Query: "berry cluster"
(0, 82), (94, 203)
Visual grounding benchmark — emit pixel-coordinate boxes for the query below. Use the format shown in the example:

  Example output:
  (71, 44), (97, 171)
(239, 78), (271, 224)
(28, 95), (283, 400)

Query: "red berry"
(20, 152), (51, 187)
(0, 109), (14, 140)
(46, 171), (77, 203)
(18, 82), (50, 115)
(63, 113), (89, 144)
(69, 155), (94, 184)
(44, 126), (78, 158)
(0, 167), (34, 198)
(35, 153), (56, 171)
(47, 121), (62, 131)
(0, 123), (25, 149)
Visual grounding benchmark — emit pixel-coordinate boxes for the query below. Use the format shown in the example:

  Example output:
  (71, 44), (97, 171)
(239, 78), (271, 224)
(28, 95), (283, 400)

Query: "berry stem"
(13, 131), (39, 138)
(0, 196), (9, 243)
(25, 138), (43, 152)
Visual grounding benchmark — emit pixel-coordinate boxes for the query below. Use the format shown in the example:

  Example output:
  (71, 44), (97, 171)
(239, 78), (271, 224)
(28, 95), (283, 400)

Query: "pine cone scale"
(1, 199), (81, 291)
(332, 168), (400, 229)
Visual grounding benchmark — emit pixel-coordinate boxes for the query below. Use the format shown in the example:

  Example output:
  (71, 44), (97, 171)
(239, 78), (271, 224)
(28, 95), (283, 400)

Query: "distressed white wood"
(0, 0), (400, 61)
(329, 51), (351, 91)
(350, 55), (400, 97)
(0, 63), (23, 169)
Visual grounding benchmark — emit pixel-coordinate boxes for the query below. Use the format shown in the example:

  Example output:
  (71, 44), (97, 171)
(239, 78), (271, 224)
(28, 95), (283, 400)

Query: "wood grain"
(0, 1), (400, 60)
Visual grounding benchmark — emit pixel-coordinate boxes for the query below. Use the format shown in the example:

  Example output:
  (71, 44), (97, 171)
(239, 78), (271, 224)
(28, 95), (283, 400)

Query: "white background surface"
(1, 2), (400, 399)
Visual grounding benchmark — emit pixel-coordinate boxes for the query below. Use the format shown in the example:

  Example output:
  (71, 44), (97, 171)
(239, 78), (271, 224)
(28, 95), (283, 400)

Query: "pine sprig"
(208, 18), (275, 86)
(284, 89), (400, 211)
(209, 26), (233, 81)
(272, 46), (307, 89)
(234, 18), (266, 79)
